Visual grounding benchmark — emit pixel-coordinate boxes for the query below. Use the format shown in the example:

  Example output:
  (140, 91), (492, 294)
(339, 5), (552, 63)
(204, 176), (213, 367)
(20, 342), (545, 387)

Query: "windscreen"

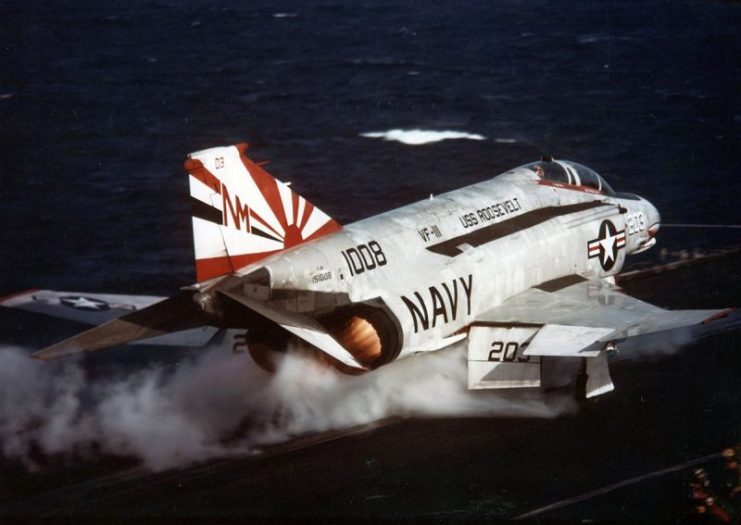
(524, 160), (615, 196)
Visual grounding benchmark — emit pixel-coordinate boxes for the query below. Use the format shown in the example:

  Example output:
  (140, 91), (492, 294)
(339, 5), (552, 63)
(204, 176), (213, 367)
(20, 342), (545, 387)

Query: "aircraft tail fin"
(185, 143), (342, 282)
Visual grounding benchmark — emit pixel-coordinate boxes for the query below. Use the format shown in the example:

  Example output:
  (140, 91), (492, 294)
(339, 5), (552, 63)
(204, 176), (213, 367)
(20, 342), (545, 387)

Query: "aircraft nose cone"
(645, 200), (661, 238)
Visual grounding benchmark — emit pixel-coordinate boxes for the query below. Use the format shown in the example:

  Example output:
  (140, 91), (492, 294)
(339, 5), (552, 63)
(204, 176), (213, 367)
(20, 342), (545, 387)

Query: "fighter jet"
(2, 143), (733, 398)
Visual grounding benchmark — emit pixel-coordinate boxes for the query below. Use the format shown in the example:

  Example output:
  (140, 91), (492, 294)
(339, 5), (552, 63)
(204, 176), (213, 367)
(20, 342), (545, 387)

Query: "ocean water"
(0, 0), (739, 519)
(1, 0), (739, 296)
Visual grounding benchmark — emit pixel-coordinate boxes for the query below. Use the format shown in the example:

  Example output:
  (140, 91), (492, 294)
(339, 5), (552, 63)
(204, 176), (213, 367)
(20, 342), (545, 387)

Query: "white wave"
(494, 138), (517, 144)
(360, 129), (485, 145)
(0, 340), (574, 471)
(273, 12), (298, 18)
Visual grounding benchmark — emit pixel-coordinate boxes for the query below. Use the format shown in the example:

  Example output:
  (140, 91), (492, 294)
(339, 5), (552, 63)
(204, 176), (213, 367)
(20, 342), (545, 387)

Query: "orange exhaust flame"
(336, 316), (382, 365)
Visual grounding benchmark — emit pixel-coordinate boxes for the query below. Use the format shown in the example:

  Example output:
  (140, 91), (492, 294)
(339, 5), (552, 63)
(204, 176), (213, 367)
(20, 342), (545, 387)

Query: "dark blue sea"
(0, 0), (739, 520)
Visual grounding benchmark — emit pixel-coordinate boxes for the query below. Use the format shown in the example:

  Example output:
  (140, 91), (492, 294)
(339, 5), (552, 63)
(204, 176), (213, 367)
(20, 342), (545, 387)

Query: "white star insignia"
(66, 297), (104, 310)
(598, 231), (618, 264)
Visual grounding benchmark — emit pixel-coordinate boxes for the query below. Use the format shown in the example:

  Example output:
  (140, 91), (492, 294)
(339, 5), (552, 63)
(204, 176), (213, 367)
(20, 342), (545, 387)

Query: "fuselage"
(223, 160), (660, 364)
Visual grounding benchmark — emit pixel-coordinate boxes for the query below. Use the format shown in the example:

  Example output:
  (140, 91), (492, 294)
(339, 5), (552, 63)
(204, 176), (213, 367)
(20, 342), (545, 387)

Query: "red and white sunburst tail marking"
(185, 143), (342, 282)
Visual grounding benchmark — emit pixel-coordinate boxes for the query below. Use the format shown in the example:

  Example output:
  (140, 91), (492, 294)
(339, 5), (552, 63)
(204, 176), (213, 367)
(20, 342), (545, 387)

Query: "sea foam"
(360, 129), (485, 145)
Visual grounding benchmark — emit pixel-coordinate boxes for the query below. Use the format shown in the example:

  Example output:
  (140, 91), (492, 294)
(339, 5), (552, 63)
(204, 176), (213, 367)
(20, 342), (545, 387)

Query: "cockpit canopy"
(523, 159), (615, 196)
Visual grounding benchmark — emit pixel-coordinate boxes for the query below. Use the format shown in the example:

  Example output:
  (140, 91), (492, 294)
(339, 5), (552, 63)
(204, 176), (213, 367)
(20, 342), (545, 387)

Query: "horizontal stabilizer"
(218, 291), (366, 371)
(129, 326), (220, 347)
(31, 291), (207, 360)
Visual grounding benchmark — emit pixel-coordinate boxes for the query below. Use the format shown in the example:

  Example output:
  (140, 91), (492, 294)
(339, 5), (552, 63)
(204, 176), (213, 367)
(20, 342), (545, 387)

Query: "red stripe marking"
(185, 158), (221, 194)
(702, 308), (734, 325)
(292, 192), (300, 226)
(240, 154), (289, 232)
(193, 145), (343, 282)
(195, 224), (340, 281)
(195, 252), (281, 282)
(303, 219), (342, 242)
(537, 180), (602, 195)
(299, 201), (315, 230)
(249, 208), (284, 239)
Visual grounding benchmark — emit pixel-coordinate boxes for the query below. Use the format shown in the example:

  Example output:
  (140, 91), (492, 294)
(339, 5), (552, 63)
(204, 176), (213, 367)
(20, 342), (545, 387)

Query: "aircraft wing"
(0, 290), (219, 356)
(0, 290), (166, 325)
(467, 275), (733, 397)
(475, 275), (731, 343)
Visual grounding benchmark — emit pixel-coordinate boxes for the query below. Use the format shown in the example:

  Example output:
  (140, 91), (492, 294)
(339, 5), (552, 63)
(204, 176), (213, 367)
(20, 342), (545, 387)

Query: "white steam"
(0, 341), (575, 471)
(360, 129), (485, 145)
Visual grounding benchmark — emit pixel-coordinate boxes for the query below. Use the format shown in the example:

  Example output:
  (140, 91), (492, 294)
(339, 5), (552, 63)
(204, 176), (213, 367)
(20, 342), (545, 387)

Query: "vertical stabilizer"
(185, 143), (341, 282)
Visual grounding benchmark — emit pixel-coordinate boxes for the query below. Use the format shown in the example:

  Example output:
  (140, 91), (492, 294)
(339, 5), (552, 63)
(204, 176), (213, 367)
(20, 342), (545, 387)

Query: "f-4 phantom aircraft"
(2, 143), (734, 398)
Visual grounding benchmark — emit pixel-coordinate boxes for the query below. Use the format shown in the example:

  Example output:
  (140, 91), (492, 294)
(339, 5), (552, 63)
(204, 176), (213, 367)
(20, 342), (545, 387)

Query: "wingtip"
(0, 288), (41, 305)
(29, 336), (90, 361)
(30, 345), (69, 361)
(702, 308), (735, 325)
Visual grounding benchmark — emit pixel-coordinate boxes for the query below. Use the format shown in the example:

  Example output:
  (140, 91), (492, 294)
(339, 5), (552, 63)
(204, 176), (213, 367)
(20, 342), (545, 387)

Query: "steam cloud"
(0, 341), (576, 471)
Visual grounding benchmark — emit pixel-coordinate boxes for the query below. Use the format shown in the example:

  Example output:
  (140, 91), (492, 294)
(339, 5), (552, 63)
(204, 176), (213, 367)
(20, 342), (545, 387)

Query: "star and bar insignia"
(59, 296), (111, 311)
(588, 220), (626, 271)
